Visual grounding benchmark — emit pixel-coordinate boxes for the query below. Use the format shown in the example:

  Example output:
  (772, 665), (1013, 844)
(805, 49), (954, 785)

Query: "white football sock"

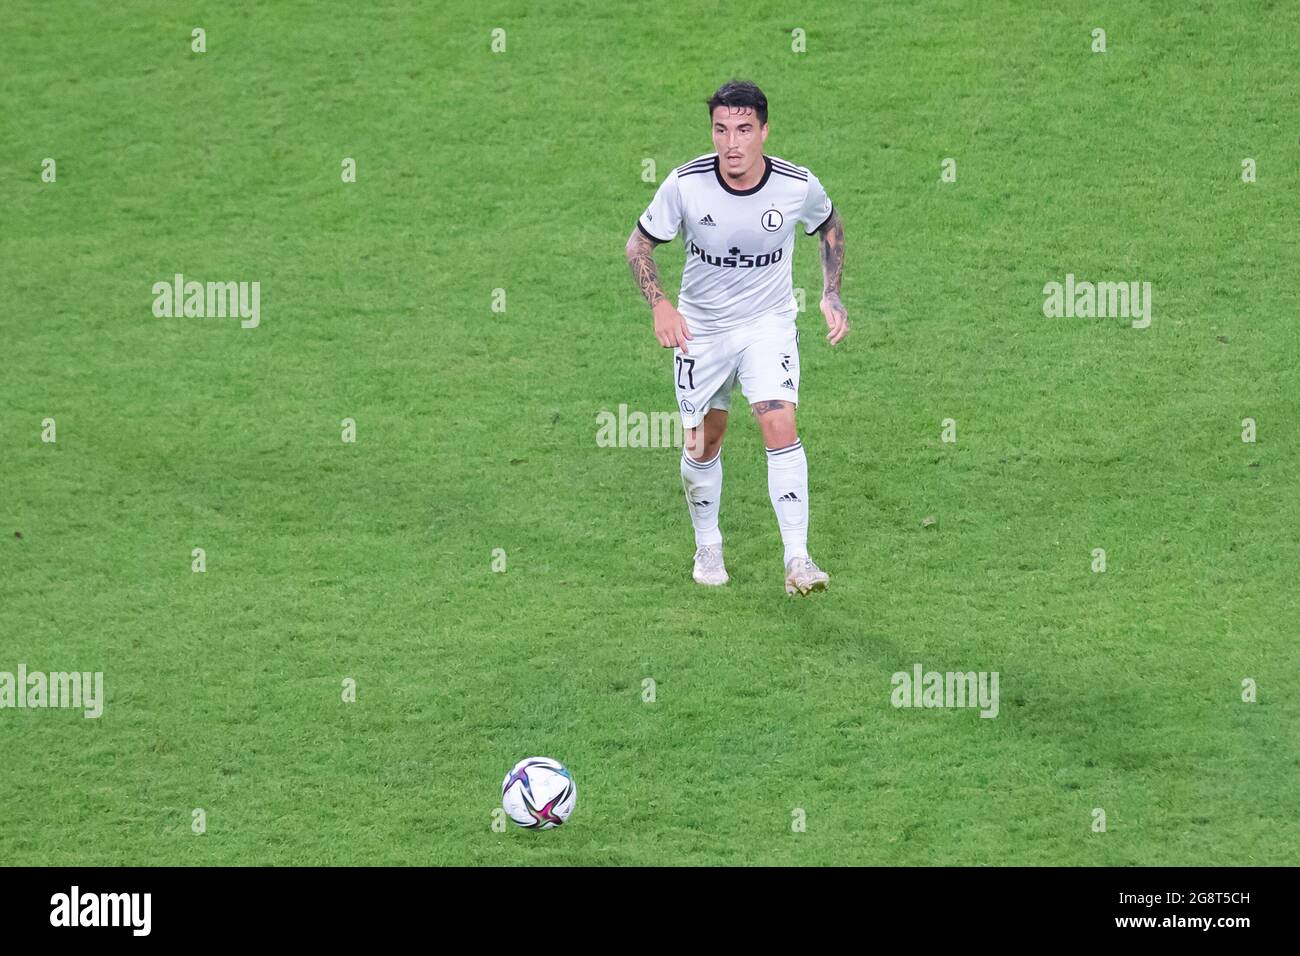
(680, 448), (723, 548)
(766, 440), (809, 565)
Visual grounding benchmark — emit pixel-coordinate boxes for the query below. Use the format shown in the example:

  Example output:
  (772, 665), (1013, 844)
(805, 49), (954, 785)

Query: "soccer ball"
(501, 756), (577, 829)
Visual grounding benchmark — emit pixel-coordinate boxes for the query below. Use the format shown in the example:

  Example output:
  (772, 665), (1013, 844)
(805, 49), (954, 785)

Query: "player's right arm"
(625, 227), (693, 353)
(626, 168), (693, 353)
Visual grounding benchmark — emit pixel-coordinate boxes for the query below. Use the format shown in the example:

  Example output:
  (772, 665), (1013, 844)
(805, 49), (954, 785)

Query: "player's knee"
(686, 413), (729, 459)
(753, 402), (797, 448)
(684, 429), (719, 461)
(684, 428), (701, 458)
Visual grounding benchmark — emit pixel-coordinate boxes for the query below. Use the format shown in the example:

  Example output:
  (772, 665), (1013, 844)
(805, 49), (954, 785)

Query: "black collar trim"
(714, 155), (772, 196)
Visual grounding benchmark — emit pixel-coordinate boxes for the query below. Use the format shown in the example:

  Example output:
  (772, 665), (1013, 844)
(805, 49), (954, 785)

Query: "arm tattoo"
(626, 230), (666, 307)
(817, 208), (845, 299)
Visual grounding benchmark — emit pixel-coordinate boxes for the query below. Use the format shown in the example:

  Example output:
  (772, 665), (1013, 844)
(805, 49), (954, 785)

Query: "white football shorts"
(671, 316), (800, 429)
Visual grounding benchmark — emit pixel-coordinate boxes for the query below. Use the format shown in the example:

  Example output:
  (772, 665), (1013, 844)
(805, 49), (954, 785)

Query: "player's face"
(711, 107), (768, 180)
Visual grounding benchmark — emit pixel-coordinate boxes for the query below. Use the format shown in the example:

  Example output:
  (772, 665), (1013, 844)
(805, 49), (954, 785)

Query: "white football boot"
(784, 556), (829, 595)
(692, 544), (729, 586)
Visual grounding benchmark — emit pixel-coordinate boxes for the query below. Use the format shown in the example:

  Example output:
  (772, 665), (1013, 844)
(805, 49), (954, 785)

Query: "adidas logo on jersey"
(698, 214), (716, 226)
(780, 378), (796, 390)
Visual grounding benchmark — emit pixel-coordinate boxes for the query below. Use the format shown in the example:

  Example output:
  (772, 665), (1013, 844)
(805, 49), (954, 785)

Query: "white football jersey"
(637, 152), (833, 333)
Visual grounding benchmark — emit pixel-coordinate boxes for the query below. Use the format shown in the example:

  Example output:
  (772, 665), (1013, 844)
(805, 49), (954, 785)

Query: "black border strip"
(806, 204), (834, 236)
(637, 220), (670, 244)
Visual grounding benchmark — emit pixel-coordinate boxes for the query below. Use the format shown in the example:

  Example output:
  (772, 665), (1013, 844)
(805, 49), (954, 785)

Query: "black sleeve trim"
(637, 220), (671, 244)
(806, 205), (835, 236)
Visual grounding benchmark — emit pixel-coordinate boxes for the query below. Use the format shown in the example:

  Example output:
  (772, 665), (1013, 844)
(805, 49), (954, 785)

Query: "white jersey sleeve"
(638, 170), (683, 243)
(798, 170), (834, 235)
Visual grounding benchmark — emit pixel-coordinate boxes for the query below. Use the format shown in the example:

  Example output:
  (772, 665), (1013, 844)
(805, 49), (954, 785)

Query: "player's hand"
(652, 300), (693, 354)
(820, 293), (849, 346)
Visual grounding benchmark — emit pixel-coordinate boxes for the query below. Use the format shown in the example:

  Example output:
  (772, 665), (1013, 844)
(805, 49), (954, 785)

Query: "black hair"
(706, 80), (768, 126)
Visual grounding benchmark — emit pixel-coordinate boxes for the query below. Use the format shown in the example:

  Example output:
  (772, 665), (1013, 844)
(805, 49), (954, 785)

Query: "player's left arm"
(815, 209), (848, 346)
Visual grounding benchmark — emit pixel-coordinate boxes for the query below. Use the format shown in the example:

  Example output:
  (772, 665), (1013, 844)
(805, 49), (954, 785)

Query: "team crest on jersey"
(761, 209), (784, 232)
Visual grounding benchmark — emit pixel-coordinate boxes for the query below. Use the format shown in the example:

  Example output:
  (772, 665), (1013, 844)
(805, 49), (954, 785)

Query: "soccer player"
(625, 80), (848, 595)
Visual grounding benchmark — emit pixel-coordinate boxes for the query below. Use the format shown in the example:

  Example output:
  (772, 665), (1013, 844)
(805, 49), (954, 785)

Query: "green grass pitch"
(2, 1), (1297, 865)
